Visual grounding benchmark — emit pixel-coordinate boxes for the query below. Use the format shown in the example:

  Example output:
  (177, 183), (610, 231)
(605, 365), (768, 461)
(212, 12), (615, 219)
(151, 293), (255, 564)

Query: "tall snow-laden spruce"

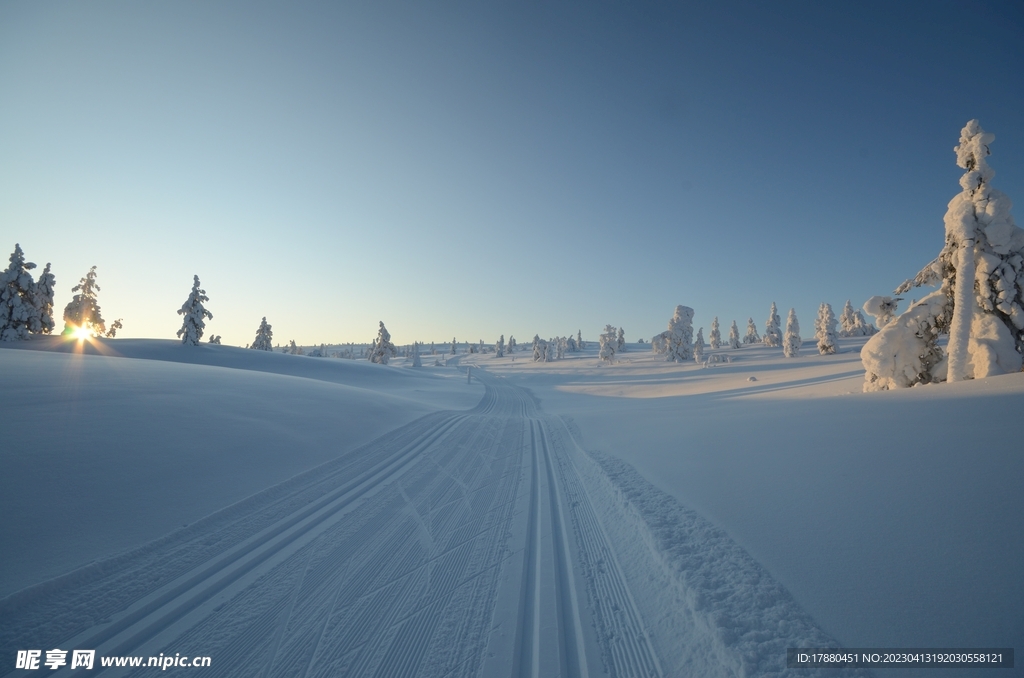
(495, 334), (505, 357)
(64, 266), (107, 336)
(0, 244), (38, 341)
(411, 341), (422, 367)
(251, 317), (273, 351)
(709, 317), (721, 349)
(815, 303), (838, 355)
(783, 308), (801, 357)
(693, 327), (704, 363)
(863, 120), (1024, 390)
(30, 262), (56, 335)
(743, 317), (761, 344)
(450, 337), (457, 355)
(599, 325), (617, 362)
(508, 335), (516, 353)
(652, 305), (694, 362)
(176, 275), (212, 345)
(532, 334), (547, 362)
(616, 327), (625, 352)
(369, 321), (397, 364)
(763, 302), (782, 347)
(728, 320), (741, 349)
(577, 329), (584, 350)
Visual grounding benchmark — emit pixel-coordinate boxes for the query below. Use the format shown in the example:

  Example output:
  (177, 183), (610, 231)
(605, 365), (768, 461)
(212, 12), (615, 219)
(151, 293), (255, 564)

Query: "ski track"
(6, 365), (839, 678)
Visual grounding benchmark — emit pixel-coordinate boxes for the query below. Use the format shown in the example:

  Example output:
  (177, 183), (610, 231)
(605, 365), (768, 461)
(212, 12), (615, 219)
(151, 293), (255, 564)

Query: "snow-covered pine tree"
(865, 120), (1024, 389)
(763, 303), (781, 347)
(709, 317), (722, 349)
(693, 329), (704, 363)
(653, 305), (694, 362)
(106, 319), (123, 338)
(369, 321), (397, 364)
(743, 317), (761, 344)
(29, 262), (56, 335)
(495, 334), (505, 357)
(783, 308), (801, 357)
(508, 336), (516, 353)
(412, 341), (422, 367)
(251, 317), (273, 350)
(728, 320), (741, 349)
(468, 342), (477, 354)
(532, 335), (547, 362)
(207, 334), (221, 344)
(815, 303), (838, 355)
(577, 330), (584, 350)
(63, 266), (108, 337)
(599, 325), (618, 362)
(567, 334), (577, 352)
(616, 327), (625, 352)
(450, 337), (457, 355)
(176, 275), (212, 345)
(0, 244), (38, 341)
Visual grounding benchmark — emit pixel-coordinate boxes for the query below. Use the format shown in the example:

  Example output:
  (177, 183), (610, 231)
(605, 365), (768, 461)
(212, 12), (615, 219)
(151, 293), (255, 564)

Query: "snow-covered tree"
(176, 275), (212, 345)
(468, 342), (477, 353)
(763, 302), (782, 347)
(693, 328), (704, 363)
(743, 317), (761, 344)
(107, 319), (123, 338)
(577, 330), (584, 350)
(532, 334), (548, 362)
(369, 321), (397, 364)
(0, 244), (39, 341)
(508, 335), (516, 353)
(814, 303), (838, 355)
(616, 327), (625, 352)
(652, 305), (694, 362)
(865, 120), (1024, 389)
(411, 341), (422, 367)
(599, 324), (618, 362)
(251, 317), (273, 351)
(709, 317), (722, 349)
(29, 262), (56, 335)
(567, 334), (577, 352)
(207, 334), (221, 344)
(839, 300), (876, 337)
(782, 308), (801, 357)
(862, 296), (900, 329)
(63, 266), (107, 337)
(728, 320), (741, 349)
(288, 340), (304, 355)
(495, 334), (505, 357)
(450, 337), (457, 355)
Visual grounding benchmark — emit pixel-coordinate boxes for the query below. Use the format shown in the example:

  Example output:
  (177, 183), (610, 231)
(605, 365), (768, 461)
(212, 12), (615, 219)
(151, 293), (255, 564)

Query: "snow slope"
(2, 336), (1020, 677)
(0, 338), (480, 597)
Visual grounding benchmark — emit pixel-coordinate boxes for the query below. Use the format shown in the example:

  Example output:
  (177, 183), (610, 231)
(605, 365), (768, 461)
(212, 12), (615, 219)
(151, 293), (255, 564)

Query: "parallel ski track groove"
(44, 412), (469, 677)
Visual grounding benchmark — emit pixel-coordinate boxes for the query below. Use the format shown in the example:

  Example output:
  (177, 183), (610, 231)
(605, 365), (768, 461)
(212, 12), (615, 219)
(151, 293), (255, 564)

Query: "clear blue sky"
(2, 1), (1022, 346)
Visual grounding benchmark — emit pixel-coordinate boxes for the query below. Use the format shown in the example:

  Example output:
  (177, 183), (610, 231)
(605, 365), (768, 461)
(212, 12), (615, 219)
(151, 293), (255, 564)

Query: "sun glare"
(71, 325), (94, 341)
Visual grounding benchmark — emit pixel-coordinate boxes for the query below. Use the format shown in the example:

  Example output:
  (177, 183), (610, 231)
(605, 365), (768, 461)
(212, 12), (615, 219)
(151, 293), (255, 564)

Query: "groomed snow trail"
(1, 371), (663, 678)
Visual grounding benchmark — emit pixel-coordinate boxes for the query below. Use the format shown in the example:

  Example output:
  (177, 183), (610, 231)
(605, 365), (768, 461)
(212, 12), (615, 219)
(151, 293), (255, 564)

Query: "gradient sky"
(2, 1), (1023, 347)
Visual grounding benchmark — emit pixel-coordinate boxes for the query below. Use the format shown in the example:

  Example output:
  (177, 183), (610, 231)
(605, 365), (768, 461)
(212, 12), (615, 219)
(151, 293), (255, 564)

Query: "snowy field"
(1, 337), (1021, 677)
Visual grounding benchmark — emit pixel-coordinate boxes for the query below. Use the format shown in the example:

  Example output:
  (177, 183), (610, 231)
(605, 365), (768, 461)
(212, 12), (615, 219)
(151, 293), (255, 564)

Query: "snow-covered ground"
(1, 336), (1021, 677)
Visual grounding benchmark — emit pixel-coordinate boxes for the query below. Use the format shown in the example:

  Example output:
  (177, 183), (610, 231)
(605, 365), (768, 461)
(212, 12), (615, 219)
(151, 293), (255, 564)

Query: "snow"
(2, 335), (1021, 677)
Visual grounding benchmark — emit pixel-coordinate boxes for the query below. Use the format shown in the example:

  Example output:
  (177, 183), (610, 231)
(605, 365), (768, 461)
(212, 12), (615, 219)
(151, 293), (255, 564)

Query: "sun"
(71, 325), (94, 341)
